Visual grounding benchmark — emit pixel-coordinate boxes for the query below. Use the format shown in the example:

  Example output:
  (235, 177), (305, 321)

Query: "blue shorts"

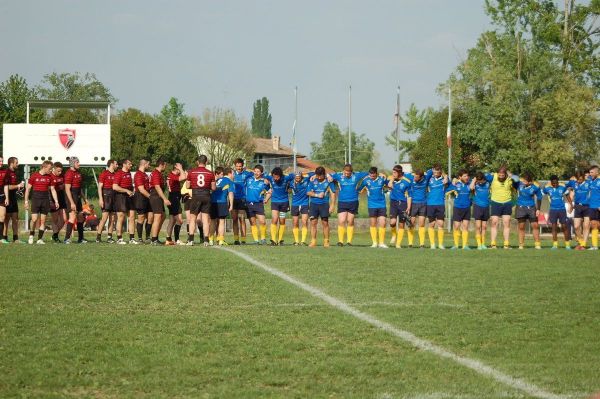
(271, 201), (289, 213)
(574, 204), (589, 219)
(548, 209), (567, 225)
(452, 207), (471, 222)
(491, 201), (513, 217)
(588, 207), (600, 221)
(410, 203), (427, 217)
(233, 198), (247, 211)
(210, 202), (229, 219)
(426, 205), (445, 220)
(338, 201), (359, 215)
(291, 205), (309, 216)
(246, 202), (265, 218)
(368, 207), (387, 218)
(473, 204), (490, 221)
(389, 200), (408, 220)
(309, 203), (330, 220)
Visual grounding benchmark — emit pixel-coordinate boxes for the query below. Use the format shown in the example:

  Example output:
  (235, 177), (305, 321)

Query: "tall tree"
(310, 122), (375, 171)
(384, 103), (433, 164)
(157, 97), (198, 166)
(251, 97), (272, 138)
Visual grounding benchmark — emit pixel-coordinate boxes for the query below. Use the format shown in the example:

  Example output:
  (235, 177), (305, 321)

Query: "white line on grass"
(218, 247), (565, 399)
(208, 301), (465, 309)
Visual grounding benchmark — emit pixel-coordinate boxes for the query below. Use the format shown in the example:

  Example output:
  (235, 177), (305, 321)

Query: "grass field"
(1, 233), (599, 398)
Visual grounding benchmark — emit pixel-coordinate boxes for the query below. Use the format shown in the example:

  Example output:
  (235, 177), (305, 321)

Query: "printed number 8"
(197, 174), (205, 187)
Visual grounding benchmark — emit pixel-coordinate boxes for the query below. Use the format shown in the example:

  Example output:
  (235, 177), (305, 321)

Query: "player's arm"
(329, 188), (336, 213)
(49, 185), (59, 206)
(264, 186), (272, 204)
(406, 195), (412, 214)
(65, 181), (75, 209)
(137, 175), (151, 198)
(535, 187), (542, 216)
(155, 181), (170, 205)
(227, 190), (234, 212)
(24, 181), (32, 208)
(97, 175), (105, 208)
(3, 181), (8, 206)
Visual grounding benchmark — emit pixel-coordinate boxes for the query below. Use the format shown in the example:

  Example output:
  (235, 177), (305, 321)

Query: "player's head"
(315, 166), (326, 181)
(253, 164), (264, 178)
(413, 169), (424, 182)
(52, 162), (63, 175)
(121, 159), (133, 172)
(7, 156), (18, 169)
(549, 175), (559, 187)
(522, 172), (533, 186)
(223, 167), (233, 179)
(589, 165), (599, 179)
(294, 171), (303, 183)
(41, 160), (53, 173)
(155, 158), (166, 172)
(138, 158), (149, 171)
(234, 158), (244, 172)
(497, 166), (508, 181)
(0, 157), (3, 168)
(69, 156), (80, 170)
(271, 167), (283, 182)
(107, 159), (117, 171)
(432, 163), (442, 178)
(475, 171), (485, 184)
(196, 155), (208, 166)
(369, 166), (378, 179)
(343, 164), (353, 177)
(392, 164), (403, 179)
(214, 166), (224, 178)
(458, 169), (469, 183)
(575, 171), (585, 183)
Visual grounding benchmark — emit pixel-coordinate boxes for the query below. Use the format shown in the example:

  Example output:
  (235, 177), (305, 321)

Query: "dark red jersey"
(64, 168), (83, 189)
(187, 167), (214, 190)
(0, 168), (9, 189)
(134, 170), (151, 192)
(29, 172), (53, 192)
(149, 169), (164, 190)
(99, 170), (115, 190)
(113, 170), (133, 190)
(7, 169), (18, 186)
(50, 173), (65, 191)
(167, 171), (181, 192)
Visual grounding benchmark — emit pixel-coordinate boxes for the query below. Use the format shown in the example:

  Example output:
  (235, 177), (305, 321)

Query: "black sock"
(12, 235), (18, 241)
(151, 236), (158, 242)
(145, 223), (151, 239)
(174, 225), (181, 241)
(108, 233), (112, 239)
(136, 222), (143, 240)
(96, 233), (101, 240)
(38, 229), (44, 240)
(117, 235), (122, 240)
(188, 234), (194, 242)
(65, 222), (73, 239)
(29, 230), (34, 237)
(52, 232), (58, 240)
(77, 222), (84, 241)
(0, 223), (4, 238)
(166, 236), (172, 242)
(129, 233), (135, 241)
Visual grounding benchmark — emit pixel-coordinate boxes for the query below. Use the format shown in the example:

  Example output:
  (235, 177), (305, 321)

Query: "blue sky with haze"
(0, 1), (490, 167)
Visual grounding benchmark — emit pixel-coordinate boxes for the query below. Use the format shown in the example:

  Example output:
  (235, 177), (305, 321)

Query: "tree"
(251, 97), (272, 138)
(157, 97), (198, 166)
(384, 103), (433, 164)
(310, 122), (375, 172)
(194, 108), (256, 169)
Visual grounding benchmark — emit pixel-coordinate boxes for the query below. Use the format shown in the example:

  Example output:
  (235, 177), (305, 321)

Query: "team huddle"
(1, 154), (599, 250)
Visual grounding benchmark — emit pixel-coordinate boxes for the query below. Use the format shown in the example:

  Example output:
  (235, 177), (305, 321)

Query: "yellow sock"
(270, 224), (278, 241)
(462, 231), (469, 248)
(293, 227), (300, 243)
(301, 227), (308, 243)
(338, 226), (346, 244)
(481, 234), (486, 246)
(503, 240), (510, 248)
(592, 228), (598, 247)
(347, 226), (354, 243)
(535, 241), (541, 248)
(397, 229), (405, 247)
(209, 234), (214, 242)
(453, 230), (461, 247)
(260, 225), (266, 240)
(553, 241), (558, 247)
(579, 239), (585, 247)
(370, 227), (378, 244)
(310, 238), (317, 245)
(418, 227), (426, 246)
(565, 240), (571, 248)
(428, 227), (436, 246)
(217, 236), (224, 244)
(378, 227), (385, 245)
(407, 228), (414, 246)
(391, 227), (397, 240)
(234, 234), (239, 241)
(491, 240), (497, 247)
(278, 225), (286, 242)
(251, 225), (259, 241)
(476, 233), (481, 247)
(437, 229), (444, 247)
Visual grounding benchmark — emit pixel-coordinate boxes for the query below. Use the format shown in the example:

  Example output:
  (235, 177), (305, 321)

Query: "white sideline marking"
(211, 301), (465, 309)
(219, 247), (565, 399)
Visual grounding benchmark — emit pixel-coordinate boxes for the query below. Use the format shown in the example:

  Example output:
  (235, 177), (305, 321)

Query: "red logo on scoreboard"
(58, 128), (76, 150)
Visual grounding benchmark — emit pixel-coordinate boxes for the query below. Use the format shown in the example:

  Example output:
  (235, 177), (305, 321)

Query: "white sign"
(2, 123), (110, 166)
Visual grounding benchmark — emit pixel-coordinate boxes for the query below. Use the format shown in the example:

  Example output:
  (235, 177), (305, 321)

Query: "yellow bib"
(490, 173), (513, 203)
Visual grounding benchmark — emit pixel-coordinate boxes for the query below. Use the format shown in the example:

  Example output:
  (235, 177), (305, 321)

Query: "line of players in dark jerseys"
(1, 154), (599, 250)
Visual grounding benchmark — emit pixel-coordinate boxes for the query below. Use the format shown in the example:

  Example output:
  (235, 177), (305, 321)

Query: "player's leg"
(560, 213), (572, 249)
(96, 210), (109, 242)
(29, 212), (39, 244)
(436, 216), (445, 249)
(531, 219), (541, 249)
(427, 214), (436, 249)
(346, 211), (356, 245)
(239, 210), (248, 243)
(127, 209), (136, 243)
(551, 222), (559, 249)
(150, 210), (164, 245)
(257, 214), (266, 243)
(37, 213), (47, 243)
(590, 217), (599, 250)
(278, 212), (286, 245)
(389, 203), (397, 245)
(136, 210), (146, 242)
(377, 214), (387, 248)
(490, 215), (499, 248)
(337, 210), (347, 246)
(0, 207), (6, 243)
(452, 219), (461, 249)
(582, 216), (590, 248)
(461, 219), (470, 249)
(116, 212), (125, 242)
(232, 208), (240, 243)
(501, 213), (511, 249)
(270, 209), (280, 245)
(301, 212), (309, 245)
(369, 214), (378, 247)
(309, 205), (318, 247)
(573, 216), (583, 247)
(517, 219), (526, 249)
(322, 217), (330, 247)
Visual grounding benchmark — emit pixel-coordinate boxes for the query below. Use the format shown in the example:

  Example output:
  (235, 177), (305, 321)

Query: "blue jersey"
(589, 177), (600, 209)
(245, 176), (271, 203)
(389, 174), (412, 202)
(290, 176), (311, 206)
(447, 180), (472, 209)
(565, 180), (590, 205)
(359, 176), (389, 209)
(409, 174), (429, 204)
(211, 176), (234, 204)
(232, 170), (254, 199)
(426, 172), (447, 206)
(332, 172), (368, 202)
(266, 174), (293, 203)
(542, 184), (568, 210)
(308, 179), (335, 205)
(515, 182), (542, 207)
(473, 180), (491, 207)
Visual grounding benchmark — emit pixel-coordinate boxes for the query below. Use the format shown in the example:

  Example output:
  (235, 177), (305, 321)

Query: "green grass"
(1, 237), (599, 398)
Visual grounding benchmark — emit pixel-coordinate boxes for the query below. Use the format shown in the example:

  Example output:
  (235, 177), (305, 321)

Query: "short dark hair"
(369, 166), (378, 174)
(106, 159), (116, 167)
(254, 164), (264, 173)
(53, 162), (63, 169)
(196, 155), (208, 165)
(432, 163), (441, 171)
(498, 166), (508, 174)
(413, 169), (424, 177)
(120, 158), (131, 166)
(233, 158), (244, 165)
(589, 165), (599, 172)
(457, 169), (468, 177)
(475, 171), (485, 181)
(271, 167), (283, 177)
(315, 166), (325, 176)
(392, 165), (403, 173)
(42, 160), (53, 168)
(214, 166), (224, 175)
(522, 172), (533, 182)
(223, 167), (232, 175)
(549, 174), (559, 181)
(155, 157), (166, 167)
(7, 157), (17, 166)
(343, 164), (353, 172)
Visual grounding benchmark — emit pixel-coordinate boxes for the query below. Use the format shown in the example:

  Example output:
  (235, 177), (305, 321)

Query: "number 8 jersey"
(187, 166), (215, 191)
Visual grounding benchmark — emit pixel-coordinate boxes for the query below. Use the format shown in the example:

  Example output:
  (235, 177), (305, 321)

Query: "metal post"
(26, 102), (30, 124)
(447, 88), (452, 233)
(395, 86), (400, 164)
(293, 86), (298, 173)
(348, 85), (352, 165)
(24, 165), (30, 231)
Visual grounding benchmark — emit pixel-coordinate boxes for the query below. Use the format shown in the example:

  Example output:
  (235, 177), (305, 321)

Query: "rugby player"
(387, 165), (412, 248)
(265, 167), (293, 245)
(112, 159), (136, 244)
(331, 164), (368, 246)
(24, 160), (58, 244)
(469, 172), (491, 250)
(209, 167), (234, 246)
(165, 163), (186, 245)
(426, 164), (448, 249)
(232, 158), (253, 245)
(148, 158), (171, 245)
(588, 165), (600, 250)
(289, 171), (311, 245)
(448, 169), (472, 250)
(407, 169), (429, 248)
(514, 173), (542, 250)
(542, 176), (572, 249)
(0, 157), (9, 242)
(134, 159), (153, 243)
(186, 155), (215, 246)
(49, 162), (66, 243)
(307, 166), (336, 247)
(3, 157), (24, 243)
(63, 157), (87, 244)
(359, 167), (389, 248)
(486, 167), (516, 249)
(566, 172), (591, 249)
(244, 164), (271, 245)
(96, 159), (117, 243)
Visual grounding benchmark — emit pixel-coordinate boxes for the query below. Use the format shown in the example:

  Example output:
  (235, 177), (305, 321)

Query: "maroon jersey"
(167, 171), (181, 192)
(134, 170), (151, 192)
(0, 168), (9, 189)
(187, 167), (214, 190)
(50, 173), (65, 192)
(7, 169), (18, 186)
(29, 172), (53, 192)
(64, 168), (82, 189)
(149, 169), (164, 190)
(113, 170), (133, 190)
(99, 170), (115, 190)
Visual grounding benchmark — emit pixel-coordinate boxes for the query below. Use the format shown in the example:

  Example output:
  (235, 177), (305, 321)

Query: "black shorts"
(389, 200), (408, 221)
(309, 203), (329, 220)
(588, 207), (600, 221)
(410, 203), (427, 217)
(516, 206), (537, 222)
(338, 201), (359, 215)
(189, 190), (211, 215)
(31, 191), (51, 215)
(66, 189), (82, 213)
(548, 209), (567, 225)
(233, 198), (247, 211)
(0, 193), (5, 207)
(149, 191), (165, 214)
(182, 195), (191, 212)
(291, 204), (309, 216)
(168, 192), (182, 216)
(368, 207), (387, 218)
(473, 204), (490, 221)
(101, 189), (115, 213)
(50, 191), (66, 213)
(115, 192), (134, 213)
(6, 191), (18, 213)
(574, 204), (589, 219)
(491, 201), (513, 217)
(247, 202), (265, 218)
(452, 206), (471, 222)
(271, 201), (289, 213)
(210, 202), (229, 219)
(134, 192), (150, 214)
(426, 205), (445, 221)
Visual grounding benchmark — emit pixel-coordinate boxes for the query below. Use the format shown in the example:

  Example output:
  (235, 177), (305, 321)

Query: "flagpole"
(395, 86), (400, 164)
(293, 86), (298, 173)
(348, 85), (352, 165)
(447, 87), (452, 233)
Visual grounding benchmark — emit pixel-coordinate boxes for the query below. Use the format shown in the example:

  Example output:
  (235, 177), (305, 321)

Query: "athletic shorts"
(66, 189), (83, 213)
(271, 201), (289, 213)
(426, 205), (445, 221)
(410, 203), (427, 217)
(247, 202), (265, 218)
(309, 203), (329, 220)
(210, 202), (229, 219)
(291, 204), (309, 216)
(588, 207), (600, 221)
(6, 191), (18, 213)
(574, 204), (589, 219)
(452, 207), (471, 222)
(182, 195), (191, 212)
(189, 190), (211, 215)
(233, 198), (247, 211)
(134, 192), (150, 214)
(338, 201), (359, 215)
(368, 207), (387, 218)
(31, 191), (51, 215)
(548, 209), (567, 225)
(149, 191), (165, 214)
(516, 206), (537, 222)
(389, 200), (408, 221)
(0, 193), (5, 207)
(115, 192), (133, 213)
(168, 192), (181, 216)
(491, 201), (513, 217)
(101, 189), (115, 213)
(473, 205), (490, 221)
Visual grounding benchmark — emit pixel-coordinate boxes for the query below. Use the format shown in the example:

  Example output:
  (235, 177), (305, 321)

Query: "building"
(252, 136), (305, 172)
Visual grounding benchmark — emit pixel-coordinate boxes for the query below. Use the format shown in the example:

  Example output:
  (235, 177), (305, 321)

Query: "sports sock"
(129, 233), (135, 241)
(553, 241), (558, 247)
(407, 228), (414, 246)
(108, 233), (113, 239)
(378, 227), (385, 245)
(565, 240), (571, 248)
(145, 223), (151, 240)
(278, 225), (286, 242)
(428, 227), (436, 246)
(188, 234), (194, 242)
(151, 236), (158, 242)
(397, 229), (405, 247)
(3, 235), (7, 240)
(481, 234), (486, 246)
(293, 227), (300, 243)
(65, 222), (73, 239)
(476, 233), (481, 247)
(437, 229), (444, 247)
(503, 240), (510, 248)
(390, 227), (397, 240)
(38, 229), (44, 240)
(29, 230), (34, 237)
(77, 222), (84, 241)
(301, 227), (308, 243)
(592, 228), (598, 247)
(259, 224), (266, 240)
(270, 224), (278, 241)
(535, 241), (541, 248)
(174, 225), (181, 241)
(462, 230), (469, 248)
(136, 222), (144, 240)
(453, 230), (461, 247)
(12, 234), (18, 242)
(370, 226), (377, 245)
(117, 235), (122, 240)
(338, 226), (346, 243)
(166, 236), (172, 242)
(418, 227), (426, 246)
(0, 223), (3, 238)
(96, 233), (101, 241)
(233, 233), (239, 241)
(251, 225), (259, 241)
(347, 226), (354, 243)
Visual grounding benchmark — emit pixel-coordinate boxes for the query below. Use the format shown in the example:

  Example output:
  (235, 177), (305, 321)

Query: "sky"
(0, 0), (491, 168)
